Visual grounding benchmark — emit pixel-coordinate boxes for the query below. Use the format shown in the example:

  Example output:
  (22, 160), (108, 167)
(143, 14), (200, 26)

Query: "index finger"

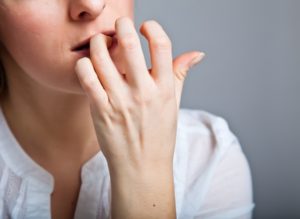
(90, 34), (127, 96)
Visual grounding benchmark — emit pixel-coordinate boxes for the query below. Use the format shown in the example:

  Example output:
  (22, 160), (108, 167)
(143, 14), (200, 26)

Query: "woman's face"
(0, 0), (134, 94)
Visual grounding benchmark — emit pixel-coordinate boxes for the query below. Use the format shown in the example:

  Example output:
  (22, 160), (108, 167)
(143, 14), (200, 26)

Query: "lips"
(72, 39), (90, 52)
(71, 31), (116, 53)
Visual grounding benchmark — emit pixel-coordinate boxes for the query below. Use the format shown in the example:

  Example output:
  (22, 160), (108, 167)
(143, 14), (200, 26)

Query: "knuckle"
(131, 92), (153, 106)
(109, 95), (126, 112)
(151, 36), (172, 50)
(119, 34), (139, 50)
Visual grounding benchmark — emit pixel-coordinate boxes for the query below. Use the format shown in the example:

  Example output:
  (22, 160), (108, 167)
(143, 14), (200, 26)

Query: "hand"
(75, 17), (205, 172)
(109, 23), (206, 110)
(75, 16), (205, 218)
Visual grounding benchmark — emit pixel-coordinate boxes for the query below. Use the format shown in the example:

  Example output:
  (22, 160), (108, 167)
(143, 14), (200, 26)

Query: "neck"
(0, 60), (100, 165)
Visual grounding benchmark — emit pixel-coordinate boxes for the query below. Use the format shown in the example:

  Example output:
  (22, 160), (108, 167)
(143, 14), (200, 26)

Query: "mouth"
(71, 31), (116, 54)
(72, 40), (90, 52)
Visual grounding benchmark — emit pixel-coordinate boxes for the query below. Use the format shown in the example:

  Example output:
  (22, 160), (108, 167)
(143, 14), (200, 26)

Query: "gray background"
(135, 0), (300, 218)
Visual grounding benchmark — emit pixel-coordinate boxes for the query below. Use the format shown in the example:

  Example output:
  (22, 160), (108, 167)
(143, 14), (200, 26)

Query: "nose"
(69, 0), (106, 21)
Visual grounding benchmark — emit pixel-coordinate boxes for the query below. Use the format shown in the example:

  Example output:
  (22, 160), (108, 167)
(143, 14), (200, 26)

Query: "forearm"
(109, 165), (177, 219)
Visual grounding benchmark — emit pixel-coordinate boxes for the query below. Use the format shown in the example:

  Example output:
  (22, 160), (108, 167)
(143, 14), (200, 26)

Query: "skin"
(0, 0), (205, 218)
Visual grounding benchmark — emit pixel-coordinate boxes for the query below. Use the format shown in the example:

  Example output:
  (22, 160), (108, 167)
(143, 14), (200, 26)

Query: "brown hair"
(0, 58), (7, 97)
(0, 15), (7, 98)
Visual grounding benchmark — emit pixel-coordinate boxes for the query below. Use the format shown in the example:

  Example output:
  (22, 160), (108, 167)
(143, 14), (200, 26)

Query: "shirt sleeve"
(194, 137), (255, 219)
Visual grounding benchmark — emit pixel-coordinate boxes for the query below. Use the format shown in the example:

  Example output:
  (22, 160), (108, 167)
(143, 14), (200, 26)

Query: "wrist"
(109, 165), (176, 219)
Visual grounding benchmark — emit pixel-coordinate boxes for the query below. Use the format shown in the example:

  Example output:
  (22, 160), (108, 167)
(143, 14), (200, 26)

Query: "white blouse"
(0, 106), (254, 219)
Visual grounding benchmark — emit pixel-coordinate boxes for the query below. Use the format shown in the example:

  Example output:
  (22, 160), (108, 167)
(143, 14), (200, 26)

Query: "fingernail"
(188, 52), (205, 69)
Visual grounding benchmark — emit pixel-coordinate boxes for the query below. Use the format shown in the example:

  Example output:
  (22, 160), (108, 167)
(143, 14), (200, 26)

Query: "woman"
(0, 0), (254, 218)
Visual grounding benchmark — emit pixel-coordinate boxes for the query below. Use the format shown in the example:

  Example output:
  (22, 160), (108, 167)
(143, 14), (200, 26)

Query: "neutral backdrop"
(135, 0), (300, 218)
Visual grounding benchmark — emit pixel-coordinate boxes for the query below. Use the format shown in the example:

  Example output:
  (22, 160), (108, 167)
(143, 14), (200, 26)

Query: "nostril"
(77, 4), (106, 20)
(78, 11), (88, 19)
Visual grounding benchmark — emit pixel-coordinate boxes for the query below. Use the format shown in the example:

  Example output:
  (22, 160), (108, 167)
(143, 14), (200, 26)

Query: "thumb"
(173, 51), (205, 81)
(173, 51), (205, 108)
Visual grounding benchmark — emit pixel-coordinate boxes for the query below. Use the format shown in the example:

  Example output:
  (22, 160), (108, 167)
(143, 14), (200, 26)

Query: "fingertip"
(197, 51), (206, 58)
(115, 16), (135, 31)
(75, 57), (90, 75)
(188, 52), (206, 69)
(139, 19), (162, 37)
(90, 34), (105, 50)
(76, 57), (90, 65)
(74, 57), (108, 107)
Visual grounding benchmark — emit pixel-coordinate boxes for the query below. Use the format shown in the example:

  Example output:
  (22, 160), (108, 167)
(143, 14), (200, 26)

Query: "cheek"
(112, 0), (134, 18)
(126, 0), (135, 17)
(1, 4), (61, 57)
(0, 5), (74, 92)
(1, 5), (65, 71)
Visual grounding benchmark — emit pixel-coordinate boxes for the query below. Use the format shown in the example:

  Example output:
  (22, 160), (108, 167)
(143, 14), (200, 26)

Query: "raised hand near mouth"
(75, 16), (205, 219)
